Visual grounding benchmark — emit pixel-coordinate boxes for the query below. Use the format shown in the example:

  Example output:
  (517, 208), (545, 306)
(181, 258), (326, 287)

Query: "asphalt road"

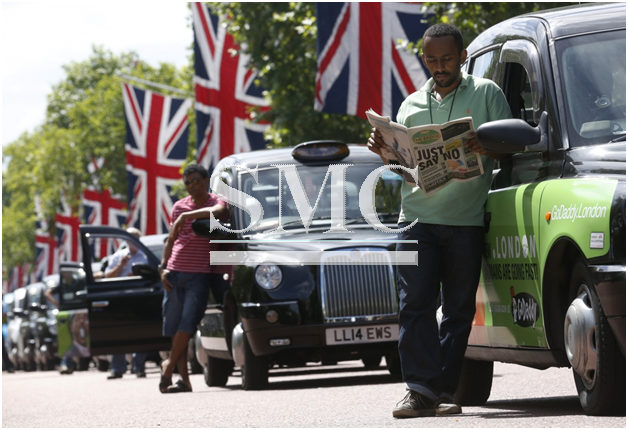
(2, 359), (625, 428)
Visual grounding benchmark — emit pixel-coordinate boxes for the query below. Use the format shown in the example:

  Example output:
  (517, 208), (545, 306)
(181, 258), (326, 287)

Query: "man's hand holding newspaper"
(366, 109), (483, 195)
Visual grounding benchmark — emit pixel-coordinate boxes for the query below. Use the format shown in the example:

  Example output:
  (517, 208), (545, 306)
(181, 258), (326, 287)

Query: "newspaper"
(366, 109), (483, 195)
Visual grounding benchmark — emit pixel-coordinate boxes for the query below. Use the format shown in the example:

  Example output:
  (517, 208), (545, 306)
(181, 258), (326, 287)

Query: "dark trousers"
(396, 222), (484, 400)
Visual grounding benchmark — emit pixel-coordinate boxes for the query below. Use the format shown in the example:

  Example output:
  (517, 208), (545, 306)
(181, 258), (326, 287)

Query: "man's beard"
(434, 69), (461, 88)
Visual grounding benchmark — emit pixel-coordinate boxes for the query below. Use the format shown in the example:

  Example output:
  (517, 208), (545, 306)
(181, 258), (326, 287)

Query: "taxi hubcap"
(564, 285), (598, 389)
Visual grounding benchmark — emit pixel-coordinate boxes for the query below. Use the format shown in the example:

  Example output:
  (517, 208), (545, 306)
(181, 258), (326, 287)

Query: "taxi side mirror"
(132, 264), (160, 282)
(478, 111), (548, 153)
(192, 218), (236, 240)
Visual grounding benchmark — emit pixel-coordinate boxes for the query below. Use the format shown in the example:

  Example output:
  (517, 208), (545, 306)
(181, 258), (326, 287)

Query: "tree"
(2, 46), (193, 277)
(421, 3), (576, 50)
(211, 2), (370, 147)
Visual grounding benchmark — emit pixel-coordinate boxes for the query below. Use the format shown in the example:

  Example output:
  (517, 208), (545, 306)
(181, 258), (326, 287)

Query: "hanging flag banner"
(122, 82), (191, 235)
(34, 195), (58, 281)
(315, 2), (430, 119)
(83, 158), (128, 259)
(192, 3), (269, 173)
(55, 193), (81, 263)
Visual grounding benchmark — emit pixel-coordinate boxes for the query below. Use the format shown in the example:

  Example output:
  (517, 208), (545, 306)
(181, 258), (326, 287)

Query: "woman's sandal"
(159, 375), (172, 393)
(166, 379), (192, 393)
(159, 361), (172, 394)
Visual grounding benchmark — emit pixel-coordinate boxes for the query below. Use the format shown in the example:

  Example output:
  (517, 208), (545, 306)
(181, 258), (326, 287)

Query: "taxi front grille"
(319, 248), (398, 323)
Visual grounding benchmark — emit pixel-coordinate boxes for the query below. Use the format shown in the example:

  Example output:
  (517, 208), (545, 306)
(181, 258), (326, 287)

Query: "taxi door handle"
(92, 300), (109, 308)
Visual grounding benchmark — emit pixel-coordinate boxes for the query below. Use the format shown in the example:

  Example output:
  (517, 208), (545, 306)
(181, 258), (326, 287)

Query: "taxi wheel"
(241, 334), (268, 390)
(565, 263), (626, 415)
(204, 356), (233, 387)
(361, 355), (382, 369)
(384, 351), (402, 379)
(453, 358), (493, 406)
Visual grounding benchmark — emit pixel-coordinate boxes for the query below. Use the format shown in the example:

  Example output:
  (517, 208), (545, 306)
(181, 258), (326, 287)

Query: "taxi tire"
(361, 355), (382, 369)
(204, 356), (233, 387)
(241, 334), (268, 390)
(566, 263), (626, 416)
(385, 351), (402, 379)
(453, 358), (493, 406)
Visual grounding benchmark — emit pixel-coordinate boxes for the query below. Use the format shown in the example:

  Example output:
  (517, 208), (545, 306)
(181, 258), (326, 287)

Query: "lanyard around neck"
(429, 85), (459, 124)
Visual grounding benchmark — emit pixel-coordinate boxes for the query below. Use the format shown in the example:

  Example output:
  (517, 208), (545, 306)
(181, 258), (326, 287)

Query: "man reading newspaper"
(365, 111), (481, 195)
(366, 23), (511, 419)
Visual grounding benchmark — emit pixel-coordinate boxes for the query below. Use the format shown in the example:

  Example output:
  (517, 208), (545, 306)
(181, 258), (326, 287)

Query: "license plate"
(325, 324), (399, 345)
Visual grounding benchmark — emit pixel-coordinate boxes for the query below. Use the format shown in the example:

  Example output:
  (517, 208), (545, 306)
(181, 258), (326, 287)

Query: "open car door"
(79, 225), (170, 354)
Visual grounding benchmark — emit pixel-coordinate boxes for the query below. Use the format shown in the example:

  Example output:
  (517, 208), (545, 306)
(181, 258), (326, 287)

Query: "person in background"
(368, 23), (511, 418)
(105, 227), (149, 379)
(58, 311), (90, 374)
(158, 164), (228, 393)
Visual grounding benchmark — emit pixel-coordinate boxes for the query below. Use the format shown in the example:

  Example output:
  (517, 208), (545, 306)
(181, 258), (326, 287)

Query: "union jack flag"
(7, 267), (21, 291)
(34, 196), (58, 281)
(315, 2), (430, 119)
(7, 264), (31, 291)
(192, 3), (269, 173)
(55, 193), (81, 263)
(83, 158), (128, 259)
(122, 83), (191, 235)
(34, 231), (57, 281)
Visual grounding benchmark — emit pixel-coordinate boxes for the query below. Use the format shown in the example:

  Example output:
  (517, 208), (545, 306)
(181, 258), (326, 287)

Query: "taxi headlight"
(255, 265), (283, 290)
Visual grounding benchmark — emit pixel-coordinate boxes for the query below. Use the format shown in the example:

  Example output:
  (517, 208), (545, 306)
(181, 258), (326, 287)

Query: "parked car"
(58, 231), (171, 360)
(453, 2), (625, 416)
(16, 283), (45, 371)
(6, 288), (23, 369)
(191, 140), (404, 389)
(3, 291), (15, 370)
(34, 274), (60, 370)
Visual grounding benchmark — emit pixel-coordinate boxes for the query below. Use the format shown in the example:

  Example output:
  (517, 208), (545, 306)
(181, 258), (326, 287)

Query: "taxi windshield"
(237, 163), (402, 231)
(558, 29), (626, 147)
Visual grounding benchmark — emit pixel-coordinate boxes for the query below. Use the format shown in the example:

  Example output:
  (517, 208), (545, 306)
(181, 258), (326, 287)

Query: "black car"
(32, 275), (59, 370)
(192, 140), (404, 389)
(454, 3), (625, 416)
(15, 282), (47, 371)
(58, 231), (171, 357)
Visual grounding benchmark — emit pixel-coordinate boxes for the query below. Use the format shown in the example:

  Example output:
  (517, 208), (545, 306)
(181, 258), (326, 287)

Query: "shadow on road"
(223, 364), (401, 391)
(473, 395), (583, 418)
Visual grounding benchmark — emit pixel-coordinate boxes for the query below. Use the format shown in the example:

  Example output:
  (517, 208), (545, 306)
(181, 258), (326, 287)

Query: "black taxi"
(192, 141), (405, 389)
(454, 3), (625, 416)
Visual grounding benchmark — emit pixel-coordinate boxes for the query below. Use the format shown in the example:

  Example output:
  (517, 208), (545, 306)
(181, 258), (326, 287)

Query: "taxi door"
(465, 39), (563, 349)
(79, 226), (170, 354)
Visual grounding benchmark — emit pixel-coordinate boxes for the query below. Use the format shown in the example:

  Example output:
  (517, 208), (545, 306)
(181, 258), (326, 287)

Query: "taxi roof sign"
(291, 140), (349, 162)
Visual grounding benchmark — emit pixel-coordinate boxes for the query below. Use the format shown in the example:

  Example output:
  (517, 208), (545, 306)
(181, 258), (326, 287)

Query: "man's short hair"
(423, 23), (464, 54)
(183, 163), (209, 179)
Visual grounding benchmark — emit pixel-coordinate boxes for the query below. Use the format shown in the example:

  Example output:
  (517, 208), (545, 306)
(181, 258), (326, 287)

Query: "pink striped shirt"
(166, 194), (227, 274)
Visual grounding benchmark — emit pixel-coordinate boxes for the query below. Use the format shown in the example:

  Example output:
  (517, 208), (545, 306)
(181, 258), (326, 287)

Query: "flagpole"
(116, 72), (193, 98)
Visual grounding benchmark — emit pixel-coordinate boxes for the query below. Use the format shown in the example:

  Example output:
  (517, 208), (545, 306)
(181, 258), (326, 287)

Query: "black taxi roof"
(524, 3), (625, 38)
(215, 143), (381, 171)
(467, 3), (625, 53)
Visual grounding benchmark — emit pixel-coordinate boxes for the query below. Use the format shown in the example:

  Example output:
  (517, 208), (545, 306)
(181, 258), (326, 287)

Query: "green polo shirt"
(396, 71), (512, 226)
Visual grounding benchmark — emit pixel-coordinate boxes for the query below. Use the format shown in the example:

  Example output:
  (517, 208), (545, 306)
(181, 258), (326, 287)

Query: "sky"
(0, 0), (192, 148)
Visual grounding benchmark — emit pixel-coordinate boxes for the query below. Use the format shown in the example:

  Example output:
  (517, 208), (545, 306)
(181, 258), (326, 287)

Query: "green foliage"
(412, 3), (577, 53)
(211, 2), (370, 147)
(2, 46), (193, 276)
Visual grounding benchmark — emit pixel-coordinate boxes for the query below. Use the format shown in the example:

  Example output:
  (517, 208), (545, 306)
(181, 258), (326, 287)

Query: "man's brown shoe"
(436, 400), (462, 415)
(392, 390), (436, 418)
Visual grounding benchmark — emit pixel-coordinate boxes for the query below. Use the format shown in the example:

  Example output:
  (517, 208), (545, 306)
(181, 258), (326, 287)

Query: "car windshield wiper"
(278, 216), (331, 229)
(610, 133), (626, 142)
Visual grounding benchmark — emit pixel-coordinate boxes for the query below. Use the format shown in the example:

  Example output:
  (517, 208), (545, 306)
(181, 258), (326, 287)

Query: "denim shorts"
(161, 271), (218, 336)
